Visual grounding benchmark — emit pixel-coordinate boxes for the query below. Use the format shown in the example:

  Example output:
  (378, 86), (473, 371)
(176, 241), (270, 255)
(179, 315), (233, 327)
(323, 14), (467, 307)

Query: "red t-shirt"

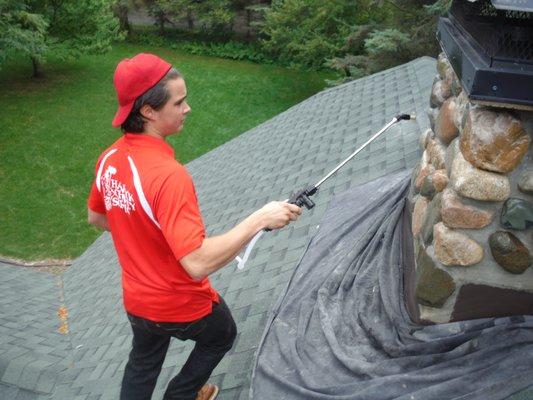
(87, 133), (219, 322)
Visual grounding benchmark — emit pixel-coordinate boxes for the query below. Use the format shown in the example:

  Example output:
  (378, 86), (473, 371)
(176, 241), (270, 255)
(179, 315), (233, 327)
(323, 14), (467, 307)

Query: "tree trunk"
(117, 4), (131, 36)
(31, 56), (44, 79)
(158, 15), (165, 36)
(246, 9), (251, 41)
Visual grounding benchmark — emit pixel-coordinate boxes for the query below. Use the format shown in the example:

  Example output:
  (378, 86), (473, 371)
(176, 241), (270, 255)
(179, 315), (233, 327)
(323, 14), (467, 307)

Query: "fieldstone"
(501, 198), (533, 230)
(420, 128), (432, 150)
(410, 162), (421, 198)
(518, 172), (533, 194)
(453, 91), (469, 132)
(489, 231), (531, 274)
(415, 150), (435, 190)
(460, 107), (531, 173)
(434, 222), (484, 266)
(432, 169), (449, 192)
(450, 151), (511, 201)
(450, 73), (463, 96)
(435, 98), (459, 144)
(416, 247), (455, 308)
(421, 192), (442, 245)
(412, 196), (430, 236)
(430, 78), (452, 108)
(437, 53), (453, 81)
(427, 107), (438, 131)
(426, 138), (446, 170)
(420, 175), (436, 199)
(421, 170), (448, 198)
(445, 138), (459, 176)
(441, 188), (493, 229)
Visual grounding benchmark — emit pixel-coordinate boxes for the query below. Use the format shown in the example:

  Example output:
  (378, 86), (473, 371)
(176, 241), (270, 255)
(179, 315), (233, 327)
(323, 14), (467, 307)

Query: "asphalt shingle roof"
(3, 56), (530, 400)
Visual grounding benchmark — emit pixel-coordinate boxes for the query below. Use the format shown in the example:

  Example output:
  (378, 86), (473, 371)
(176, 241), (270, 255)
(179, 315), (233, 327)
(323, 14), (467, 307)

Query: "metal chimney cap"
(490, 0), (533, 12)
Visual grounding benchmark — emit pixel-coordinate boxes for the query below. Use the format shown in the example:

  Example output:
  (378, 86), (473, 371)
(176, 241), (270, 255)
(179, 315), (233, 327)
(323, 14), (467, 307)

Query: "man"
(87, 53), (301, 400)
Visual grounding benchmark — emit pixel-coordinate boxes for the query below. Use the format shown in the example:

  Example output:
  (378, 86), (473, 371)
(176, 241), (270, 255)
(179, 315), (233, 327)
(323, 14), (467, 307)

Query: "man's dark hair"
(121, 68), (182, 133)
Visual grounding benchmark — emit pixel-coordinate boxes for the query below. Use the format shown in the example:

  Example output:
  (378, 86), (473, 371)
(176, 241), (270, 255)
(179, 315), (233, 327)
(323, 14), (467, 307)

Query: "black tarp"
(250, 170), (533, 400)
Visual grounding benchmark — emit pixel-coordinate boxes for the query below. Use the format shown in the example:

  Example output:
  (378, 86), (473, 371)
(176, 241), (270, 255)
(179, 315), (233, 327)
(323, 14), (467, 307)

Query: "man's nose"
(184, 102), (191, 114)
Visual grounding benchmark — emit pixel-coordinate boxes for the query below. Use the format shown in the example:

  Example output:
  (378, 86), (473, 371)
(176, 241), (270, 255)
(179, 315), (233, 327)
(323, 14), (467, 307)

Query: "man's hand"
(253, 201), (302, 230)
(179, 201), (301, 281)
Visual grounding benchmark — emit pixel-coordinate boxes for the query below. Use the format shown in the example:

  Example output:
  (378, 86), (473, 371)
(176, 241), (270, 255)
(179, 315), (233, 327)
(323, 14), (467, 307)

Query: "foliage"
(130, 28), (276, 64)
(0, 0), (123, 76)
(145, 0), (235, 36)
(0, 0), (48, 67)
(260, 0), (366, 68)
(326, 0), (451, 85)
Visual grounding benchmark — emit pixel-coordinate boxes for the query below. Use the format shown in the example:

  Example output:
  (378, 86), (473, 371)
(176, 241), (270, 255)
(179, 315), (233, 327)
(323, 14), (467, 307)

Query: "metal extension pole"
(314, 117), (402, 189)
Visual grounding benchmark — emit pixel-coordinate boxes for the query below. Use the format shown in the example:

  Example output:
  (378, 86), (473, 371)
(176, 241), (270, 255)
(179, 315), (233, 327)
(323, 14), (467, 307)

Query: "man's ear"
(140, 104), (155, 120)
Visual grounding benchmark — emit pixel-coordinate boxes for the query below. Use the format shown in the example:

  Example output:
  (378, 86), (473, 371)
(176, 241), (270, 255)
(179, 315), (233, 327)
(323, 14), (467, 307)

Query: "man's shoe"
(196, 383), (219, 400)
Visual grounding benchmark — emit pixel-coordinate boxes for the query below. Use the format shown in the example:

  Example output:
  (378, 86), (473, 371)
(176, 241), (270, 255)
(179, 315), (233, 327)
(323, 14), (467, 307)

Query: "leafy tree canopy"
(0, 0), (122, 77)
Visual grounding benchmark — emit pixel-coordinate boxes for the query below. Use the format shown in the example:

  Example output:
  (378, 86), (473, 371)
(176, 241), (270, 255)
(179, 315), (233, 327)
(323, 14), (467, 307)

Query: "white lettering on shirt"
(101, 165), (136, 214)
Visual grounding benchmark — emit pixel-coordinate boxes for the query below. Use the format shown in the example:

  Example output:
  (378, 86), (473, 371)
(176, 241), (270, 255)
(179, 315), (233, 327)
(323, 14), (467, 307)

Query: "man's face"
(152, 77), (191, 137)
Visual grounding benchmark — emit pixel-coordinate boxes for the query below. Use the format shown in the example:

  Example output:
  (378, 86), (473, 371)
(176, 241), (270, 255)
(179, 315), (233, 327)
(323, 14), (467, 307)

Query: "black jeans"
(120, 297), (237, 400)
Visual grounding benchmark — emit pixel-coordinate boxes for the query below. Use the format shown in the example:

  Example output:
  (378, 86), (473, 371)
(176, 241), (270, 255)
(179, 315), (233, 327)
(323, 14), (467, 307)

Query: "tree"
(260, 0), (367, 68)
(327, 0), (450, 85)
(0, 0), (48, 77)
(0, 0), (123, 77)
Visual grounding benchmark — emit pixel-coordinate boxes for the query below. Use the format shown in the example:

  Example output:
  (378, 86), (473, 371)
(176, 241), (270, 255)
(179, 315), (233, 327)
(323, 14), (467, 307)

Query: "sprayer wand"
(236, 113), (415, 268)
(287, 114), (415, 210)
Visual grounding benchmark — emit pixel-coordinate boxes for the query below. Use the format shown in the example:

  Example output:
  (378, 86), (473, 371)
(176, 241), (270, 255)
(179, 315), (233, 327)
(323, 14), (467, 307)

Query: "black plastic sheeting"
(250, 170), (533, 400)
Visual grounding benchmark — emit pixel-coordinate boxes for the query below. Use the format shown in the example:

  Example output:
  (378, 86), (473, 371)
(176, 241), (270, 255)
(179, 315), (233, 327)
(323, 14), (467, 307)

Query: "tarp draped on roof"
(251, 170), (533, 400)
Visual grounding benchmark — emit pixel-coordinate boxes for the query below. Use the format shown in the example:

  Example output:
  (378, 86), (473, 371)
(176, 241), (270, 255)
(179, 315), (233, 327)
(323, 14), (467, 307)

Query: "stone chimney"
(408, 53), (532, 324)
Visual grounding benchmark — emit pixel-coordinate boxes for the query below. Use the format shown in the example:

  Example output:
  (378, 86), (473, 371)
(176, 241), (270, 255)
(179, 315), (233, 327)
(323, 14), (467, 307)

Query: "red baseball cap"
(112, 53), (172, 127)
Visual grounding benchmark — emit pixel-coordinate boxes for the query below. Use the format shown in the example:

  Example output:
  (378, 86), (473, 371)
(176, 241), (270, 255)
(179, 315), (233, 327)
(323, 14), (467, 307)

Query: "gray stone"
(420, 128), (432, 150)
(518, 172), (533, 194)
(427, 107), (438, 131)
(450, 151), (511, 202)
(416, 247), (455, 308)
(434, 222), (484, 266)
(453, 91), (469, 133)
(420, 175), (436, 199)
(430, 77), (451, 108)
(501, 197), (533, 230)
(421, 192), (442, 245)
(445, 138), (459, 177)
(489, 231), (531, 274)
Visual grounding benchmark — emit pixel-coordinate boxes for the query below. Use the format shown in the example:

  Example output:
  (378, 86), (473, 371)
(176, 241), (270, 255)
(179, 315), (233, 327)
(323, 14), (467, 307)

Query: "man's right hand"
(255, 201), (302, 230)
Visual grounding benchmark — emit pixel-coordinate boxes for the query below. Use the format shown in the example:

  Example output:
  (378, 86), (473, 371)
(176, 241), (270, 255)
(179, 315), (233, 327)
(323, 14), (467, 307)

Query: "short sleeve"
(87, 180), (106, 214)
(155, 167), (205, 261)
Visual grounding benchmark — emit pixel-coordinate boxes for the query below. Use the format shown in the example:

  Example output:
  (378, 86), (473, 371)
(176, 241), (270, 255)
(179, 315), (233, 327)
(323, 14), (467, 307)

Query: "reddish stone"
(433, 222), (484, 266)
(435, 98), (459, 144)
(415, 151), (435, 190)
(460, 107), (531, 173)
(426, 138), (446, 170)
(412, 196), (429, 236)
(432, 170), (449, 192)
(440, 188), (493, 229)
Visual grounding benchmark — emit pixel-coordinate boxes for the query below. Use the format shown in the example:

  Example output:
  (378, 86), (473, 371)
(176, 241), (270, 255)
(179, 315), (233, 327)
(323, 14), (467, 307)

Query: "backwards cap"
(111, 53), (172, 127)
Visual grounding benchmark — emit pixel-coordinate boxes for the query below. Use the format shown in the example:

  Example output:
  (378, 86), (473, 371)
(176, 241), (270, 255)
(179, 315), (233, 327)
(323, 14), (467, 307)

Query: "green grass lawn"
(0, 43), (330, 260)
